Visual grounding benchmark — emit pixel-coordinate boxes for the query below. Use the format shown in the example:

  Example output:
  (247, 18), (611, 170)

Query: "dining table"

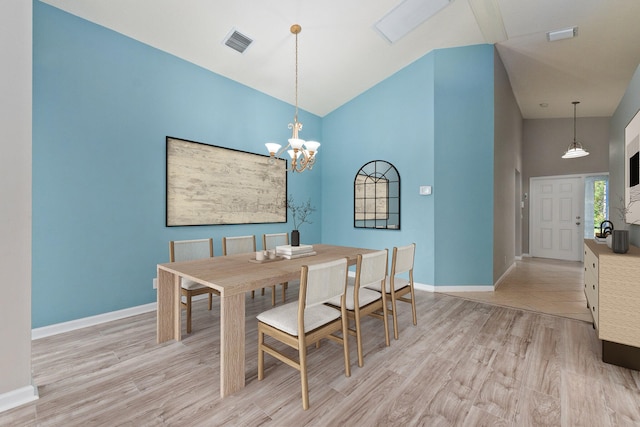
(156, 243), (375, 398)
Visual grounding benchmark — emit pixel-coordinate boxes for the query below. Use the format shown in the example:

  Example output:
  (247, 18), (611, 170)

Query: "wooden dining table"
(156, 243), (375, 398)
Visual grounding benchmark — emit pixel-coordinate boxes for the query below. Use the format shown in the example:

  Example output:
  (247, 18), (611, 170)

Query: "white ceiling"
(41, 0), (640, 119)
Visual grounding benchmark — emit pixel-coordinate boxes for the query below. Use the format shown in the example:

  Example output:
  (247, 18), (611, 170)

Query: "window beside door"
(585, 175), (609, 238)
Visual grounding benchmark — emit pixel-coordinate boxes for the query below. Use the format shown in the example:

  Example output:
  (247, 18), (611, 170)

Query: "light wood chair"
(365, 243), (417, 340)
(327, 249), (390, 367)
(222, 235), (268, 301)
(262, 233), (291, 305)
(257, 257), (351, 410)
(222, 235), (256, 256)
(169, 238), (218, 334)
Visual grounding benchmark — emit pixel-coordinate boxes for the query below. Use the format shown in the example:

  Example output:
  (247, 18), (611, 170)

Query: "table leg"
(157, 269), (181, 343)
(220, 292), (245, 397)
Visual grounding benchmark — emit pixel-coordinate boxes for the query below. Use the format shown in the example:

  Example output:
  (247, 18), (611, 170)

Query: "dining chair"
(326, 249), (390, 367)
(262, 233), (291, 305)
(222, 235), (269, 301)
(365, 243), (417, 340)
(222, 235), (256, 255)
(169, 238), (218, 334)
(257, 257), (351, 410)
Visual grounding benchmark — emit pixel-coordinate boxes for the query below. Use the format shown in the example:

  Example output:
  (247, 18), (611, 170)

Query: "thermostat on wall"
(419, 185), (432, 195)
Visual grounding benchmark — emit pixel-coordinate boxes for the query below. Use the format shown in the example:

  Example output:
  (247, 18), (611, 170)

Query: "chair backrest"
(262, 233), (289, 250)
(392, 243), (416, 276)
(222, 235), (256, 255)
(169, 238), (214, 262)
(300, 258), (348, 308)
(355, 249), (388, 289)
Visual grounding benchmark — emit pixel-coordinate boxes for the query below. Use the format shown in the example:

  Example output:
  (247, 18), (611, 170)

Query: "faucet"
(598, 220), (614, 237)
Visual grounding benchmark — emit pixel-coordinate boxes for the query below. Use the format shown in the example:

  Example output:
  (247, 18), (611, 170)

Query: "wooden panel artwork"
(166, 137), (287, 226)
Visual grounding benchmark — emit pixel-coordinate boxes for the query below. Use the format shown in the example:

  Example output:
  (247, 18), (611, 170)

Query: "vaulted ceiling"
(41, 0), (640, 119)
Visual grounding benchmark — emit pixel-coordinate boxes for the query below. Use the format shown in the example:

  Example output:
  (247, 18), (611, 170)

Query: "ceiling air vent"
(223, 28), (253, 54)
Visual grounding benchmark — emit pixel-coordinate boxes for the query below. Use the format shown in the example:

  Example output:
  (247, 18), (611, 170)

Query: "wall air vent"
(223, 28), (253, 54)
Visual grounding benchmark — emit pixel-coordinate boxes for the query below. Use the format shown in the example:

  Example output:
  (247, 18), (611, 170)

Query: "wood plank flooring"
(2, 259), (639, 426)
(443, 257), (592, 322)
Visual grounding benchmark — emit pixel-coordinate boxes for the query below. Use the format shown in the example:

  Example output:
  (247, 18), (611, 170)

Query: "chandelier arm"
(273, 143), (291, 160)
(271, 143), (309, 173)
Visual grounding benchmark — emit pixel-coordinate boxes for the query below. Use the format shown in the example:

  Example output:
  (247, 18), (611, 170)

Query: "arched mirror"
(354, 160), (400, 229)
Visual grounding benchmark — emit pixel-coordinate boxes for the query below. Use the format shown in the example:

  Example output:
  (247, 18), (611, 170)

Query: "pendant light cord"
(573, 102), (577, 143)
(294, 28), (299, 123)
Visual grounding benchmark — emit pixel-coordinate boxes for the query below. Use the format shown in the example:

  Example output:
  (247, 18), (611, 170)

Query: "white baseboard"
(494, 262), (517, 290)
(349, 273), (491, 293)
(0, 384), (38, 413)
(408, 282), (494, 293)
(32, 302), (157, 340)
(414, 282), (434, 292)
(432, 285), (495, 292)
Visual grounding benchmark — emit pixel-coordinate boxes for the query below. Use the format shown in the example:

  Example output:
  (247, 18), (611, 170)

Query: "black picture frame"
(166, 136), (287, 226)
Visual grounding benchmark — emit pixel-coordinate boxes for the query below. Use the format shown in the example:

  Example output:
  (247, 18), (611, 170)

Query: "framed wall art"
(166, 136), (287, 226)
(625, 109), (640, 224)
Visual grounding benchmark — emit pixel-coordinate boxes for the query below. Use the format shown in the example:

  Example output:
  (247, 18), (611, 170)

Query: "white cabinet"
(584, 239), (640, 370)
(583, 243), (599, 329)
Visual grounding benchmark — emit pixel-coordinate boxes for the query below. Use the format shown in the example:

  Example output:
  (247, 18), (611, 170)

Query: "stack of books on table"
(275, 244), (317, 259)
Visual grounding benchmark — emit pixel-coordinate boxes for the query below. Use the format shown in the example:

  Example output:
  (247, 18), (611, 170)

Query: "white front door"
(530, 176), (584, 261)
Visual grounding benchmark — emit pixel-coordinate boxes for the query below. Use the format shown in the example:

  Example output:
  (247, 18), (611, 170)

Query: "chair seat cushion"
(326, 285), (381, 310)
(364, 276), (409, 293)
(181, 279), (209, 291)
(257, 302), (341, 336)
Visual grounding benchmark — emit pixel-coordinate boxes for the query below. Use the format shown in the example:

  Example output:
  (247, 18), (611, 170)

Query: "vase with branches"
(610, 194), (637, 253)
(286, 195), (316, 246)
(613, 194), (639, 228)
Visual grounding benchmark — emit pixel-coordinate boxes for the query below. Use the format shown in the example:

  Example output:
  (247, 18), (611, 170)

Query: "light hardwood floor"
(443, 257), (592, 323)
(2, 260), (639, 426)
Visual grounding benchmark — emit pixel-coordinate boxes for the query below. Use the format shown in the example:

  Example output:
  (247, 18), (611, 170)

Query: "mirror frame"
(353, 160), (400, 230)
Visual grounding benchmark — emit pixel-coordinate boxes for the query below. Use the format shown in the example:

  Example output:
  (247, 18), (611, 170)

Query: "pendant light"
(562, 101), (589, 159)
(265, 24), (320, 173)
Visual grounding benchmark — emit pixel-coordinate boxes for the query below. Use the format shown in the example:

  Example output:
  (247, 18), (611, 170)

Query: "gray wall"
(493, 48), (523, 282)
(521, 117), (610, 253)
(0, 0), (35, 408)
(609, 63), (640, 245)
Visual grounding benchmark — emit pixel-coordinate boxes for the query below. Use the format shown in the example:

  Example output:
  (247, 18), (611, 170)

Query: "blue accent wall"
(433, 46), (495, 285)
(33, 2), (322, 327)
(34, 2), (496, 327)
(321, 53), (436, 285)
(321, 45), (495, 287)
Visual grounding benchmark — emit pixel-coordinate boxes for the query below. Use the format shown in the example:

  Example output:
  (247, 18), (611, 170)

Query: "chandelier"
(562, 101), (589, 159)
(265, 24), (320, 173)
